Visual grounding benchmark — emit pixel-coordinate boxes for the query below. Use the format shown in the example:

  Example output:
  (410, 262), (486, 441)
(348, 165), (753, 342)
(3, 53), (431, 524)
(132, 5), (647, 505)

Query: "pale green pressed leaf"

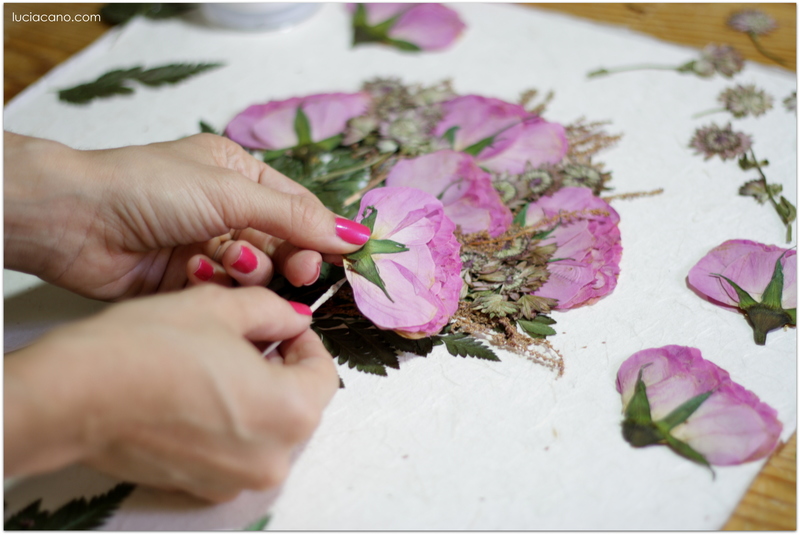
(518, 318), (557, 338)
(133, 63), (222, 86)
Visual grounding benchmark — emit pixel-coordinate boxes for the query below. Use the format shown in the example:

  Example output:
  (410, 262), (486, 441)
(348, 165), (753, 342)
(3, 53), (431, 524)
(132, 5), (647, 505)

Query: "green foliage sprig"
(5, 482), (135, 530)
(58, 63), (223, 105)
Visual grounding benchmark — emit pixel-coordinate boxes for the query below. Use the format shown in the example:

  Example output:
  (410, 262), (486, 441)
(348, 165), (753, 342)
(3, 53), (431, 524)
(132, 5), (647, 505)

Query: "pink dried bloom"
(433, 95), (568, 174)
(687, 239), (796, 310)
(385, 150), (512, 237)
(345, 186), (462, 338)
(687, 239), (796, 345)
(226, 92), (371, 150)
(728, 10), (778, 36)
(617, 345), (782, 466)
(525, 187), (621, 310)
(689, 122), (752, 161)
(698, 44), (745, 78)
(349, 3), (465, 52)
(719, 84), (774, 118)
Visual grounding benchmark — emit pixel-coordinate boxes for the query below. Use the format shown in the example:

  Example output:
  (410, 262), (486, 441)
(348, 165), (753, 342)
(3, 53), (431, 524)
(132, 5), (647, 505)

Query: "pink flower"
(226, 92), (371, 150)
(525, 187), (621, 310)
(385, 150), (512, 237)
(687, 239), (796, 310)
(345, 186), (462, 338)
(432, 95), (568, 174)
(616, 345), (782, 466)
(349, 3), (465, 52)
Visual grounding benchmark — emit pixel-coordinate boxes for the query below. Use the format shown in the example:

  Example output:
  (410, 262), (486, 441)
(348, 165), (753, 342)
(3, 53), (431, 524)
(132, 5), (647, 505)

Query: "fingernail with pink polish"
(194, 259), (214, 281)
(232, 246), (257, 274)
(289, 301), (313, 316)
(335, 217), (370, 246)
(304, 262), (322, 286)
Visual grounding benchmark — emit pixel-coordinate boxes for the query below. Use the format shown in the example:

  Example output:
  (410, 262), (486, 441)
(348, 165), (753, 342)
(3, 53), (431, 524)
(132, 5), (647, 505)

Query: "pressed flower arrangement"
(219, 77), (622, 377)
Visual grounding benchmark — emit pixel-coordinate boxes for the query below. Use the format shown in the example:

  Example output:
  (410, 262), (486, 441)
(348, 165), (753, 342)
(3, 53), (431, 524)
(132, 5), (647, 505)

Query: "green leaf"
(244, 514), (271, 530)
(380, 330), (436, 356)
(294, 107), (313, 146)
(713, 273), (758, 309)
(313, 317), (401, 376)
(778, 195), (797, 225)
(199, 120), (218, 135)
(58, 63), (222, 105)
(655, 390), (713, 432)
(442, 126), (460, 148)
(433, 333), (500, 361)
(5, 482), (135, 530)
(132, 63), (223, 87)
(518, 318), (557, 338)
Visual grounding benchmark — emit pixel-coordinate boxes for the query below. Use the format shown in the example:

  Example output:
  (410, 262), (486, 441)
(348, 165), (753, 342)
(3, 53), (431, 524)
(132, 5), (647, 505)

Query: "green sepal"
(518, 318), (557, 338)
(359, 205), (378, 232)
(655, 390), (713, 432)
(442, 126), (460, 148)
(314, 134), (344, 152)
(623, 367), (654, 428)
(664, 434), (714, 475)
(713, 273), (758, 309)
(294, 107), (313, 147)
(786, 308), (796, 325)
(462, 135), (496, 156)
(385, 38), (422, 52)
(513, 204), (529, 227)
(760, 252), (787, 310)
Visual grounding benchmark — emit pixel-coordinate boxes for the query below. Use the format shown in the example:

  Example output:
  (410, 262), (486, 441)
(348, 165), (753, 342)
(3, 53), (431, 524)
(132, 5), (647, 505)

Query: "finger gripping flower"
(687, 239), (796, 345)
(617, 345), (782, 467)
(525, 187), (622, 310)
(349, 3), (466, 52)
(433, 95), (568, 174)
(385, 150), (512, 237)
(344, 187), (462, 338)
(225, 92), (371, 151)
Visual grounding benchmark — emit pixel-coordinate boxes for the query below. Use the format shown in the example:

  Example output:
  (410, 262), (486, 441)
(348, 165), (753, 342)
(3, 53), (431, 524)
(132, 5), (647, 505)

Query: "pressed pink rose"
(226, 92), (371, 150)
(525, 187), (621, 310)
(345, 186), (462, 338)
(617, 345), (782, 466)
(687, 239), (796, 310)
(349, 3), (465, 52)
(385, 150), (512, 237)
(687, 239), (796, 345)
(433, 95), (568, 174)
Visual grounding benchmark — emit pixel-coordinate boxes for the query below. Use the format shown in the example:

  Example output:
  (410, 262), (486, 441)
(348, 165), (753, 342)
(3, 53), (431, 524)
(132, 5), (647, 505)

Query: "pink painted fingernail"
(289, 301), (313, 316)
(304, 262), (322, 286)
(232, 246), (257, 274)
(194, 259), (214, 281)
(335, 217), (370, 246)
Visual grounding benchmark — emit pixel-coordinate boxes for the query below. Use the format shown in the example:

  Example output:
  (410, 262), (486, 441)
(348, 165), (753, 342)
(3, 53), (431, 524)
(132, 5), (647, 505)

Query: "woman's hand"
(4, 132), (370, 300)
(4, 284), (339, 502)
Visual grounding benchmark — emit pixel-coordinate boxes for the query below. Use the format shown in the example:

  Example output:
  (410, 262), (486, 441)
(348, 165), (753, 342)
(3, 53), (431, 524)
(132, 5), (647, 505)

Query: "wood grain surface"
(3, 3), (796, 530)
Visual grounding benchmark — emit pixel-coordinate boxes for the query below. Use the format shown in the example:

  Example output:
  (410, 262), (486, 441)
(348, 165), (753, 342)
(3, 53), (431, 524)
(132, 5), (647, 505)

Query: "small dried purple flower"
(718, 84), (774, 118)
(783, 91), (796, 113)
(690, 123), (752, 161)
(728, 10), (778, 36)
(697, 44), (745, 78)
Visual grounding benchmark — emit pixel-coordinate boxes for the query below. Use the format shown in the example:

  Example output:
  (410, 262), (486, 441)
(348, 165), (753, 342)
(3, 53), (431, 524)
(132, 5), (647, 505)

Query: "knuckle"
(283, 394), (322, 441)
(250, 456), (291, 490)
(288, 194), (328, 241)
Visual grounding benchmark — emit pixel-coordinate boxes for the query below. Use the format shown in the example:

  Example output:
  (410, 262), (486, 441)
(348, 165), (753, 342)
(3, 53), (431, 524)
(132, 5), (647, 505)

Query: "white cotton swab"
(261, 277), (348, 358)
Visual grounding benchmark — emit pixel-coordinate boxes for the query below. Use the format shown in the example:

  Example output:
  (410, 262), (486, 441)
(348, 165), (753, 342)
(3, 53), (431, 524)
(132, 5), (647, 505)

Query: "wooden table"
(4, 3), (796, 530)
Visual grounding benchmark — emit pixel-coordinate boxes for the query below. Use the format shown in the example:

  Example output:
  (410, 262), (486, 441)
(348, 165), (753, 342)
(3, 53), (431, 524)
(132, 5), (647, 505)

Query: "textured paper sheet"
(3, 4), (796, 530)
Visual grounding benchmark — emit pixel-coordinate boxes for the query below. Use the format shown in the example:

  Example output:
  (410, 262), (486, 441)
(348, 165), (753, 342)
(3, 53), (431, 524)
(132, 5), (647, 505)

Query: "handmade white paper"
(3, 3), (796, 530)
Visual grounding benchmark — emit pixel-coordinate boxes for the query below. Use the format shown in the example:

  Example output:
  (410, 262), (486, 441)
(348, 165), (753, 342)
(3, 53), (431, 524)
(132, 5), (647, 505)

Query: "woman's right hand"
(4, 284), (339, 502)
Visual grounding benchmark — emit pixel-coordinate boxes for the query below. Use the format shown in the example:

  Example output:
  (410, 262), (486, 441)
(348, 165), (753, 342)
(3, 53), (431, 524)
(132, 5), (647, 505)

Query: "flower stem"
(749, 149), (794, 243)
(748, 33), (791, 69)
(692, 107), (726, 119)
(587, 64), (682, 78)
